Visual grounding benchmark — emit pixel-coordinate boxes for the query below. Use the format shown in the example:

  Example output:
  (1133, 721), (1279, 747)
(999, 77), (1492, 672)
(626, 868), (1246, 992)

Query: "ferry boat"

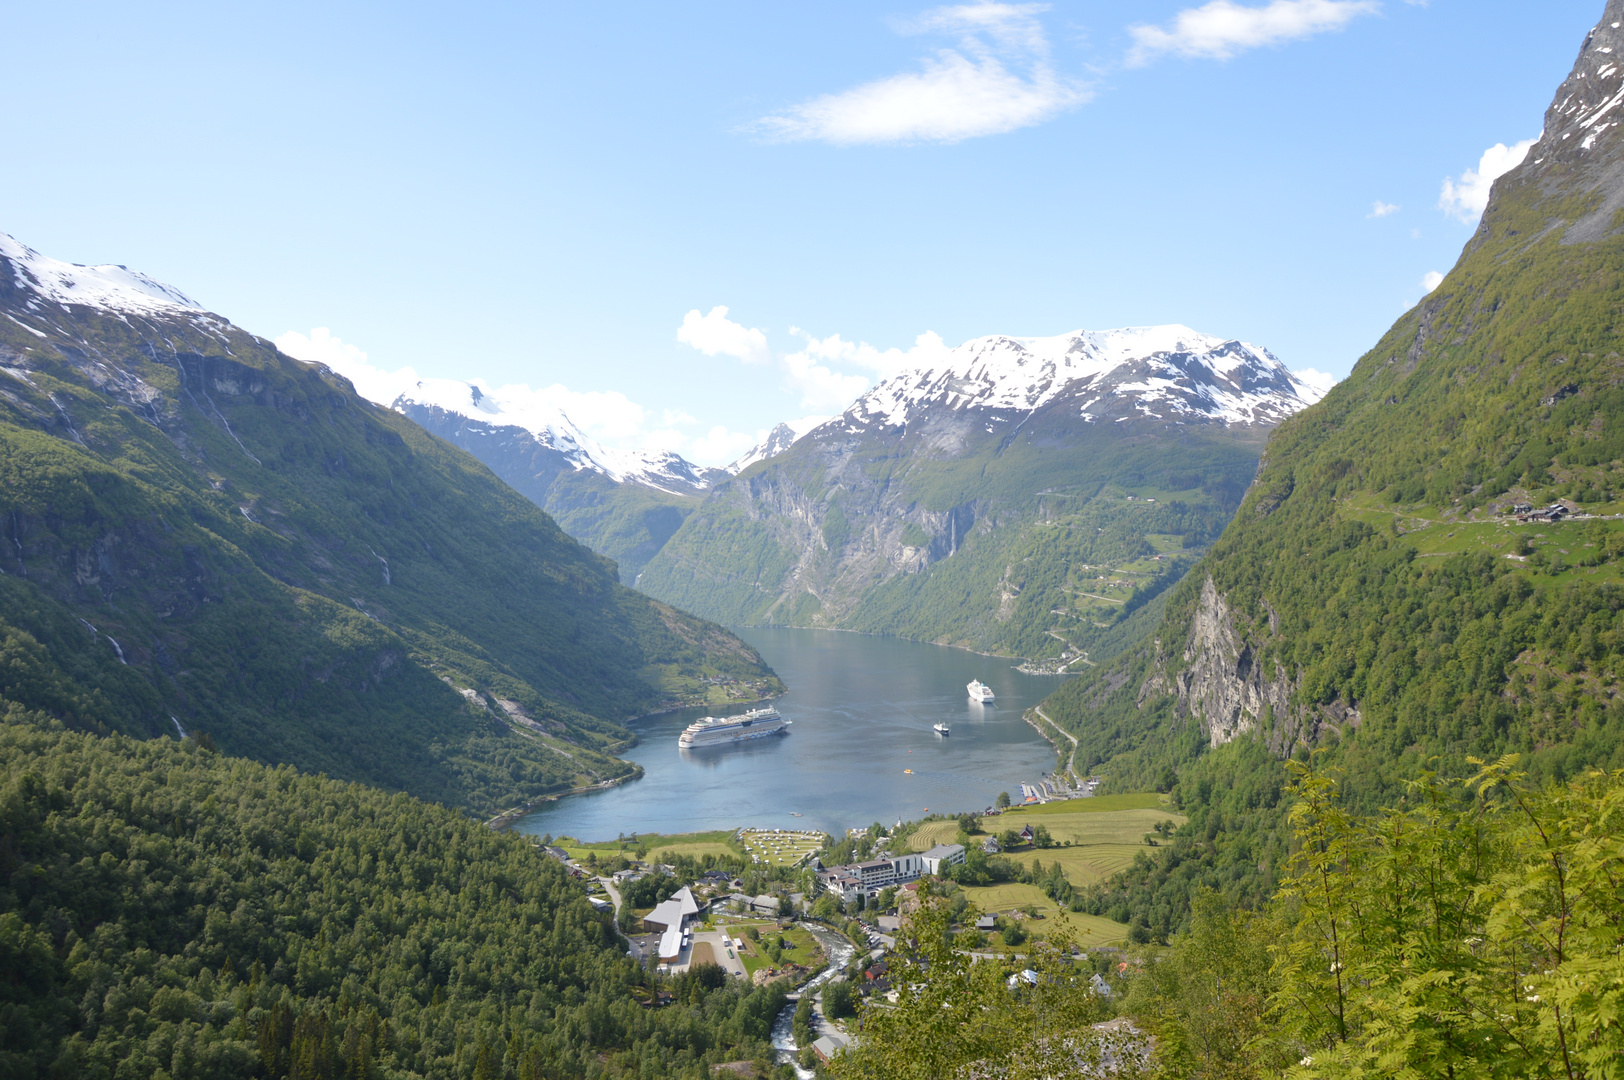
(677, 706), (787, 748)
(967, 679), (995, 703)
(933, 722), (951, 735)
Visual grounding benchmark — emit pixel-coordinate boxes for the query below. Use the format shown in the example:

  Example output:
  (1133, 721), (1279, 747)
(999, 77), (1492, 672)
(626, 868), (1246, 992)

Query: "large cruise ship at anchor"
(677, 706), (788, 748)
(967, 679), (995, 703)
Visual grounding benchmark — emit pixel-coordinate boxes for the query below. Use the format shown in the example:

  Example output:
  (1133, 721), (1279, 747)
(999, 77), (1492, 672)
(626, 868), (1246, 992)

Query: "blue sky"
(0, 1), (1599, 464)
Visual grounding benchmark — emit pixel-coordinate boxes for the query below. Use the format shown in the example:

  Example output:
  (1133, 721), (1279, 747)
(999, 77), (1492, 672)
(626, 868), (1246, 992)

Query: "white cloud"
(1126, 0), (1380, 66)
(752, 2), (1090, 145)
(676, 306), (772, 365)
(1292, 367), (1339, 400)
(1439, 137), (1538, 223)
(275, 327), (423, 405)
(1421, 270), (1444, 292)
(277, 326), (715, 458)
(1368, 201), (1400, 218)
(781, 350), (875, 412)
(781, 328), (953, 410)
(787, 327), (952, 377)
(688, 425), (762, 465)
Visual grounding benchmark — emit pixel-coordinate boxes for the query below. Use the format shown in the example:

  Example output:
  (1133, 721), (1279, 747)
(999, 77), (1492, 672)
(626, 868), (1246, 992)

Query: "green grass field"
(550, 828), (742, 862)
(1001, 845), (1145, 887)
(739, 828), (826, 866)
(717, 921), (823, 978)
(907, 796), (1180, 901)
(957, 883), (1127, 944)
(1338, 494), (1624, 589)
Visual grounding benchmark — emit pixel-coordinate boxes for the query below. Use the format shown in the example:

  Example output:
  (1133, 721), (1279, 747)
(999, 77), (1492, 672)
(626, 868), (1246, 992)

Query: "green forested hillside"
(0, 249), (780, 817)
(397, 402), (712, 586)
(0, 712), (788, 1080)
(641, 405), (1266, 666)
(1043, 4), (1624, 937)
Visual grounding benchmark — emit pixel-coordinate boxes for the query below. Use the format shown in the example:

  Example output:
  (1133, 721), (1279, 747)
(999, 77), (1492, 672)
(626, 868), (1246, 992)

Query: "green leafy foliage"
(825, 889), (1143, 1080)
(0, 712), (793, 1080)
(1267, 758), (1624, 1079)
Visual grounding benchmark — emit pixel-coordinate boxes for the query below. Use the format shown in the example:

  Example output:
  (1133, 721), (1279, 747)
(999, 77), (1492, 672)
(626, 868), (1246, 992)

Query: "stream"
(769, 922), (860, 1077)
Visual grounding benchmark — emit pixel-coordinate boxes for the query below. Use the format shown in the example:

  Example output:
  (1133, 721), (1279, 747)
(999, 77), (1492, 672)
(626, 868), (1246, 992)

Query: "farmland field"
(907, 796), (1182, 896)
(957, 882), (1127, 944)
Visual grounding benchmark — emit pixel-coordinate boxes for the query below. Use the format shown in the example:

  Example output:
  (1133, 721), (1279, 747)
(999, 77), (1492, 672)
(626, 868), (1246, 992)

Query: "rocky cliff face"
(1139, 576), (1361, 751)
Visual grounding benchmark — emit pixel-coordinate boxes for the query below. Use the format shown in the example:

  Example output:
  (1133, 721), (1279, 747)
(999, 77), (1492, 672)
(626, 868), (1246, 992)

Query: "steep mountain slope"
(392, 387), (727, 584)
(639, 327), (1323, 663)
(0, 233), (780, 816)
(1046, 2), (1624, 935)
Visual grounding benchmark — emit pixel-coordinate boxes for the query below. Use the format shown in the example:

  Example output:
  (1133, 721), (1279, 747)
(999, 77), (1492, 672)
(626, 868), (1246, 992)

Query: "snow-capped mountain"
(0, 232), (204, 318)
(846, 325), (1323, 432)
(728, 415), (829, 473)
(384, 377), (726, 496)
(638, 322), (1323, 656)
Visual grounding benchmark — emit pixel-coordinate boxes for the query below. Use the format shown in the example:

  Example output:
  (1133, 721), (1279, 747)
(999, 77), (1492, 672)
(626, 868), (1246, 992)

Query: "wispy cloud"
(676, 306), (772, 365)
(1368, 200), (1400, 218)
(673, 308), (953, 413)
(1126, 0), (1380, 66)
(1439, 137), (1538, 223)
(751, 2), (1089, 146)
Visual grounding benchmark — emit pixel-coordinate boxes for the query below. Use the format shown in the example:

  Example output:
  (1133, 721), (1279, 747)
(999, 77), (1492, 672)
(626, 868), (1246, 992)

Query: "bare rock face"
(1164, 577), (1294, 747)
(1141, 575), (1360, 751)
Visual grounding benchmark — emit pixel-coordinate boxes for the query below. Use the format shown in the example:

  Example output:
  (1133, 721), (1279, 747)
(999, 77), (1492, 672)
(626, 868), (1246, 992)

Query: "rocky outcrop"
(1174, 577), (1294, 747)
(1141, 575), (1358, 752)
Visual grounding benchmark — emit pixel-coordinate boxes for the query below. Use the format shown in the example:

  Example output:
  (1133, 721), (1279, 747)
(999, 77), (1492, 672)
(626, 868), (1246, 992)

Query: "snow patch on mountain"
(392, 377), (729, 494)
(0, 232), (203, 317)
(845, 325), (1322, 430)
(729, 415), (829, 472)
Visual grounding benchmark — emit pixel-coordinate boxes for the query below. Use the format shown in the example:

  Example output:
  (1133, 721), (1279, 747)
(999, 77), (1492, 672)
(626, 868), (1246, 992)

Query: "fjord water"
(516, 628), (1064, 841)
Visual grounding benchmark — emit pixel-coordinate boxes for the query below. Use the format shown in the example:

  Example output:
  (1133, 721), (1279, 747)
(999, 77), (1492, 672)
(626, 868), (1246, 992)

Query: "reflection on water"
(516, 627), (1066, 841)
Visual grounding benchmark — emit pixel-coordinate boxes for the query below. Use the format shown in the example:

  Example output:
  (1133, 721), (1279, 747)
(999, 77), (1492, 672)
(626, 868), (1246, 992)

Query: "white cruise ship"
(967, 679), (995, 703)
(677, 706), (787, 748)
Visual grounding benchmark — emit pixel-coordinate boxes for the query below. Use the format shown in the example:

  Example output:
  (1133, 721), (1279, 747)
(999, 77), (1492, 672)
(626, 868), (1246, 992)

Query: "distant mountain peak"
(844, 324), (1321, 431)
(729, 416), (829, 472)
(1537, 1), (1624, 164)
(381, 376), (730, 496)
(0, 232), (203, 317)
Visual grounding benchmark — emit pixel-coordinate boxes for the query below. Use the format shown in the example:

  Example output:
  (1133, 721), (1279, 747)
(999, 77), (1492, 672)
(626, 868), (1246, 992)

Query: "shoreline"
(729, 622), (1076, 671)
(497, 626), (1066, 834)
(494, 694), (786, 833)
(485, 767), (644, 831)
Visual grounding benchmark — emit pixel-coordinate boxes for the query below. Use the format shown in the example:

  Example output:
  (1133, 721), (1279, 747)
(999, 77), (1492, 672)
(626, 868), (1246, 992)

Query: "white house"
(920, 843), (966, 875)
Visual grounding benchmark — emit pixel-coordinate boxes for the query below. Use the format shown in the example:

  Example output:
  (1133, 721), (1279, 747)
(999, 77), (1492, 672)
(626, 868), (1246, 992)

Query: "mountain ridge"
(0, 229), (782, 816)
(1045, 0), (1624, 936)
(638, 323), (1321, 664)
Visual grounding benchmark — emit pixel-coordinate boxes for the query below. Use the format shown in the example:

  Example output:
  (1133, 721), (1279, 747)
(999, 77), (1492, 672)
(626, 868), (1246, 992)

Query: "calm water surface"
(515, 628), (1066, 841)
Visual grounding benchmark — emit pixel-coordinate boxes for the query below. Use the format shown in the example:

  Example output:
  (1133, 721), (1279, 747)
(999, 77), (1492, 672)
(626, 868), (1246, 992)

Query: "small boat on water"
(933, 722), (951, 735)
(968, 679), (995, 703)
